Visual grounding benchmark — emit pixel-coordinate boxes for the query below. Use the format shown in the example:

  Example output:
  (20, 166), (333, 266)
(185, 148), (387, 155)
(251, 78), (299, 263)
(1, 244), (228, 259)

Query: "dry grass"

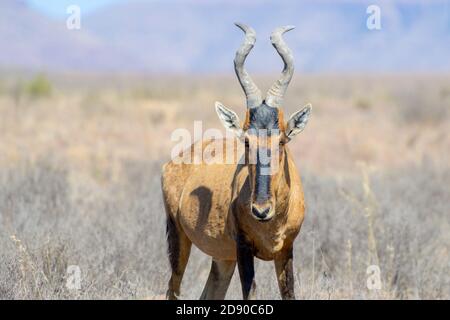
(0, 73), (449, 299)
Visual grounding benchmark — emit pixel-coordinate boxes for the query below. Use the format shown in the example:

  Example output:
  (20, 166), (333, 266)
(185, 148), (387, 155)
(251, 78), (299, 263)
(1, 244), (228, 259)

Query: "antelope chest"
(254, 228), (288, 260)
(238, 215), (296, 261)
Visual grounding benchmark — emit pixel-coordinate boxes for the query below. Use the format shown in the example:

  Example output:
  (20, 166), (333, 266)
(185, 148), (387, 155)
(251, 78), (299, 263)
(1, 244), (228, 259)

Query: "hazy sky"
(26, 0), (449, 19)
(12, 0), (449, 72)
(26, 0), (125, 18)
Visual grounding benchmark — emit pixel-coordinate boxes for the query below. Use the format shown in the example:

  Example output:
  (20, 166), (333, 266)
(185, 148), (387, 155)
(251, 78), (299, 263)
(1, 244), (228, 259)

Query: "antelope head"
(215, 23), (312, 222)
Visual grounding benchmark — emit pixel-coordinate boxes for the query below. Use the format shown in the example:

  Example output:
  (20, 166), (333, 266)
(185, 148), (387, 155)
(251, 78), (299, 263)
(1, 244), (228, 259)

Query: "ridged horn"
(265, 25), (295, 108)
(234, 22), (262, 108)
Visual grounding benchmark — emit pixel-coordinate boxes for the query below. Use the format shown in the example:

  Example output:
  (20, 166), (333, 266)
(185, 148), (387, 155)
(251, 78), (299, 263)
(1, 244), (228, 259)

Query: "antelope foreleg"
(274, 246), (296, 300)
(200, 260), (236, 300)
(236, 234), (256, 300)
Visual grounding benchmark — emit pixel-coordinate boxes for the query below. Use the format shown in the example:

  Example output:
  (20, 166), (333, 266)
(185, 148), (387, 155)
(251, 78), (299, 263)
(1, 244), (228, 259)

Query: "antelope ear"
(286, 104), (312, 139)
(215, 101), (243, 138)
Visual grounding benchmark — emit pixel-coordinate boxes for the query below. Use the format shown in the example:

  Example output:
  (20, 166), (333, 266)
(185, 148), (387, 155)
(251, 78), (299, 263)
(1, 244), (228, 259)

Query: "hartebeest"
(162, 23), (312, 300)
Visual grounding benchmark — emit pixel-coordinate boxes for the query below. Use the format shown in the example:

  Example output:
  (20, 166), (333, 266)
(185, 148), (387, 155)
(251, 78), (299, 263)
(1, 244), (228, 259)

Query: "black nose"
(251, 205), (271, 220)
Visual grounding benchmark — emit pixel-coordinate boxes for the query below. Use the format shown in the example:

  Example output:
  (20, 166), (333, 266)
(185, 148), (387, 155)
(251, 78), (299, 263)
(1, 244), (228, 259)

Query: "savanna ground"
(0, 72), (449, 299)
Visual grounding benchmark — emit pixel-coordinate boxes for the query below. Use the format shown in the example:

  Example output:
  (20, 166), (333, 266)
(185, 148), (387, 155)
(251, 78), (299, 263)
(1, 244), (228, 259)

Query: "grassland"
(0, 73), (449, 299)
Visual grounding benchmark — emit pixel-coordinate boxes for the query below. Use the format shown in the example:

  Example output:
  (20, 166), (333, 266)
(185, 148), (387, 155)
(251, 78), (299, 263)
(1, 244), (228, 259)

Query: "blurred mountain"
(1, 0), (449, 72)
(0, 0), (137, 71)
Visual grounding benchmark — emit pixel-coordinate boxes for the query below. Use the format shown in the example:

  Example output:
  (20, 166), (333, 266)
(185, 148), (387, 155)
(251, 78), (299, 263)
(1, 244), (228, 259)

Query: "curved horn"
(265, 25), (295, 108)
(234, 22), (262, 108)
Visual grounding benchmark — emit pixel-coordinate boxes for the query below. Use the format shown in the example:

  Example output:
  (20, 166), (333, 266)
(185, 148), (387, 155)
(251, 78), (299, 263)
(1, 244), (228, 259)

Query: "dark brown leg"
(236, 234), (256, 300)
(274, 246), (296, 300)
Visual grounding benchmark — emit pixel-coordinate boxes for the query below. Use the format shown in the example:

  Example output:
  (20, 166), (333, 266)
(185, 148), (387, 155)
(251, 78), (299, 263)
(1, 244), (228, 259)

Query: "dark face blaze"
(219, 23), (303, 222)
(244, 103), (286, 222)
